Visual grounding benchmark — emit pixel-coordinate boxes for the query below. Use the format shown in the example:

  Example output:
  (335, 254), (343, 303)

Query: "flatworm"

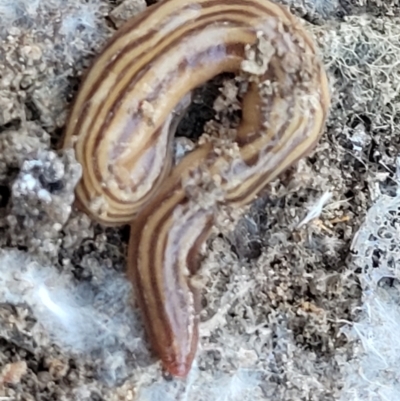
(63, 0), (330, 377)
